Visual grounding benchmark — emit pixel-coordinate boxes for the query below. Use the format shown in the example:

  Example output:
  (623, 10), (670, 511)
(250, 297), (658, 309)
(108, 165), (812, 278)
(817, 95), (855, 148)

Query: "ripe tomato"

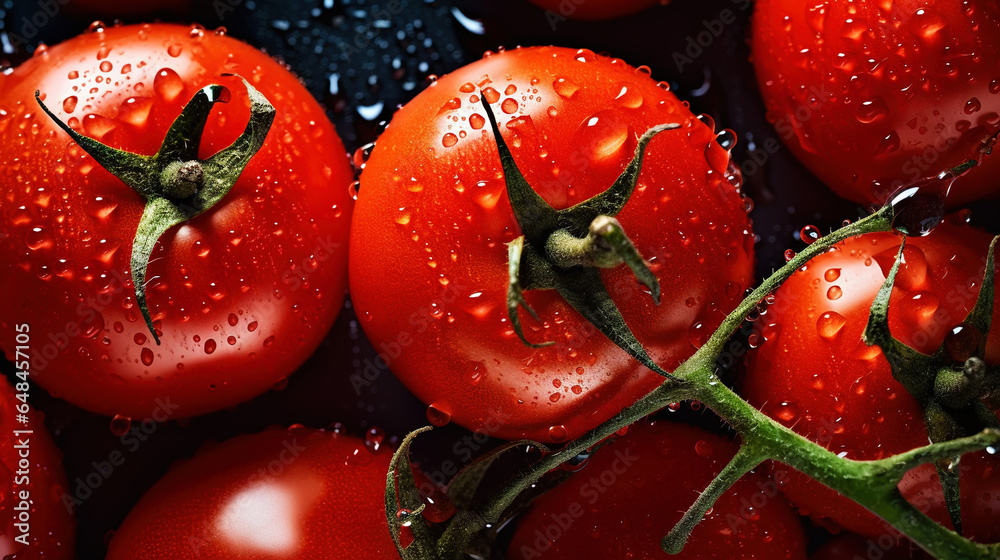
(525, 0), (661, 21)
(742, 220), (1000, 540)
(0, 24), (354, 419)
(752, 0), (1000, 206)
(348, 46), (755, 443)
(507, 420), (808, 559)
(105, 427), (402, 559)
(0, 375), (75, 558)
(810, 533), (926, 560)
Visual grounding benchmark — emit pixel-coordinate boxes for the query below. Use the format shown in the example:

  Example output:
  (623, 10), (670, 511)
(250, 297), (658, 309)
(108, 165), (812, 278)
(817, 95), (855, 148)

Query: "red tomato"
(810, 533), (927, 560)
(0, 24), (354, 419)
(752, 0), (1000, 206)
(0, 376), (75, 558)
(507, 420), (808, 559)
(743, 220), (1000, 540)
(105, 427), (401, 559)
(525, 0), (661, 21)
(348, 46), (755, 442)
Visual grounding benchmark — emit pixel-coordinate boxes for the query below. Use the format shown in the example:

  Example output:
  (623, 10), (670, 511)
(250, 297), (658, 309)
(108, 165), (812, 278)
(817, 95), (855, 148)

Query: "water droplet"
(481, 87), (500, 104)
(117, 97), (154, 126)
(553, 77), (579, 99)
(153, 69), (185, 102)
(855, 97), (889, 123)
(167, 43), (183, 57)
(365, 427), (385, 450)
(133, 333), (147, 345)
(873, 130), (901, 156)
(442, 132), (458, 147)
(426, 403), (451, 427)
(264, 335), (276, 347)
(469, 113), (485, 129)
(141, 347), (154, 366)
(817, 311), (847, 340)
(99, 60), (113, 73)
(88, 20), (106, 33)
(548, 425), (568, 442)
(204, 339), (217, 354)
(800, 225), (821, 244)
(827, 286), (843, 300)
(689, 321), (709, 348)
(965, 97), (982, 115)
(775, 402), (799, 422)
(62, 96), (78, 113)
(694, 440), (714, 457)
(886, 177), (949, 236)
(784, 249), (796, 262)
(110, 414), (131, 436)
(944, 323), (983, 363)
(824, 268), (842, 282)
(501, 98), (518, 114)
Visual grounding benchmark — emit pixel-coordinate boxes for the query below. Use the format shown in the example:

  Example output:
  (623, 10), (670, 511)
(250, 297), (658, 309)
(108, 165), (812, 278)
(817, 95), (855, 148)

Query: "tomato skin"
(507, 421), (807, 559)
(752, 0), (1000, 206)
(525, 0), (660, 20)
(809, 533), (927, 560)
(349, 46), (754, 443)
(743, 220), (1000, 540)
(106, 428), (399, 559)
(0, 25), (354, 419)
(0, 377), (75, 559)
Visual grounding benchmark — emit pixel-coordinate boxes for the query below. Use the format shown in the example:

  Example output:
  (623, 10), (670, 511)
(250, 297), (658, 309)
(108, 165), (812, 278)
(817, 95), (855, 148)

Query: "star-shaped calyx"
(480, 96), (678, 378)
(863, 235), (1000, 535)
(36, 75), (275, 344)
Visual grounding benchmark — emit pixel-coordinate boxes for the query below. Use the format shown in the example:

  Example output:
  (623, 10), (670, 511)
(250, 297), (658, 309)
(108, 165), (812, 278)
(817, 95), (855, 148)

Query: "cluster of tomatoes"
(0, 0), (998, 558)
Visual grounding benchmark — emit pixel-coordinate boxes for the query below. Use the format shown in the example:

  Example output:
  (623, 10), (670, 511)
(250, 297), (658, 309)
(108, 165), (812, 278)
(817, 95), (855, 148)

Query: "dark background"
(1, 0), (997, 557)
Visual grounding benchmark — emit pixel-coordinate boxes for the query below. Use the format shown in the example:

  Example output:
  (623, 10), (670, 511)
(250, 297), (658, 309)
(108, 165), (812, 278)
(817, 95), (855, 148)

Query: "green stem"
(434, 381), (686, 557)
(683, 205), (894, 379)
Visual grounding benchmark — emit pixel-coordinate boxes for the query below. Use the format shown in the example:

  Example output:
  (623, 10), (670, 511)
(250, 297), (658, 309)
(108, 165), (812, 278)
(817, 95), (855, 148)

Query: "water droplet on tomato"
(426, 404), (452, 427)
(469, 113), (485, 129)
(140, 347), (154, 366)
(62, 96), (78, 113)
(827, 286), (843, 300)
(88, 21), (106, 33)
(784, 249), (796, 262)
(694, 439), (714, 457)
(855, 97), (889, 123)
(824, 268), (842, 282)
(548, 425), (568, 442)
(442, 132), (458, 147)
(153, 69), (184, 102)
(110, 414), (131, 436)
(775, 402), (800, 422)
(944, 323), (983, 363)
(965, 97), (982, 114)
(817, 311), (847, 340)
(204, 339), (217, 354)
(167, 43), (183, 57)
(553, 77), (579, 99)
(117, 97), (154, 126)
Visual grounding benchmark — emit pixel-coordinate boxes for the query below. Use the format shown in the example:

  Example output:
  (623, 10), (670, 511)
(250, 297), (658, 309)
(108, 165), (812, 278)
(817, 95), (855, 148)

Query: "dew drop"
(469, 113), (485, 129)
(824, 268), (842, 282)
(799, 225), (821, 244)
(140, 347), (154, 366)
(110, 414), (131, 436)
(944, 323), (983, 363)
(694, 440), (714, 457)
(965, 97), (982, 115)
(442, 132), (458, 147)
(204, 339), (217, 354)
(62, 96), (78, 113)
(548, 425), (568, 442)
(553, 77), (579, 99)
(426, 403), (452, 427)
(153, 69), (185, 102)
(817, 311), (847, 340)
